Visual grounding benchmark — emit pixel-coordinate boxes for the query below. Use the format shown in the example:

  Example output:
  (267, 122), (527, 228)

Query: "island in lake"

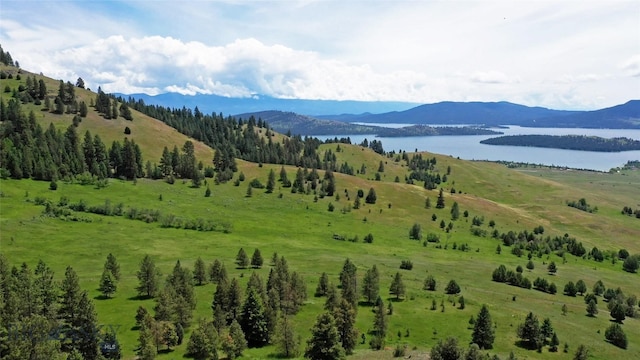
(480, 134), (640, 152)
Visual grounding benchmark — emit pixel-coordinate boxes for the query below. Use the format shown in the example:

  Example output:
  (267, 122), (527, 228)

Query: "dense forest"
(480, 135), (640, 152)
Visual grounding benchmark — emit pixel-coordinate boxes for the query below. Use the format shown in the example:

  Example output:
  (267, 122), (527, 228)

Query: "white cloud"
(621, 55), (640, 77)
(1, 0), (638, 110)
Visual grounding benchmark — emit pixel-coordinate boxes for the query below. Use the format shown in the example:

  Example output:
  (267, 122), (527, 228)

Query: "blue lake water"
(315, 125), (640, 172)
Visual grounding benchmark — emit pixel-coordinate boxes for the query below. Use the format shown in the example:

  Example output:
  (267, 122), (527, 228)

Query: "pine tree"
(305, 312), (345, 360)
(430, 337), (464, 360)
(274, 314), (300, 358)
(208, 259), (223, 283)
(315, 272), (330, 297)
(339, 259), (358, 308)
(251, 248), (264, 269)
(389, 272), (405, 300)
(137, 255), (162, 298)
(34, 260), (57, 320)
(236, 248), (249, 269)
(240, 288), (269, 348)
(333, 298), (358, 355)
(99, 268), (117, 298)
(227, 278), (243, 323)
(223, 320), (247, 359)
(365, 187), (377, 204)
(137, 322), (157, 360)
(517, 312), (541, 348)
(436, 188), (445, 208)
(266, 169), (276, 193)
(59, 266), (82, 351)
(472, 305), (495, 349)
(451, 201), (460, 220)
(361, 265), (380, 304)
(371, 297), (387, 350)
(74, 291), (101, 360)
(193, 257), (207, 286)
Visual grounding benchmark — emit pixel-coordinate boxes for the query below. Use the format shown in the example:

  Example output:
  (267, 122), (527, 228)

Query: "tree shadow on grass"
(128, 294), (153, 301)
(514, 340), (538, 351)
(93, 294), (112, 301)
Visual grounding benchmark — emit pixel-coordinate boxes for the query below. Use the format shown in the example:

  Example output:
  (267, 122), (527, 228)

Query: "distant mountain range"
(317, 100), (640, 128)
(119, 92), (640, 132)
(119, 93), (418, 116)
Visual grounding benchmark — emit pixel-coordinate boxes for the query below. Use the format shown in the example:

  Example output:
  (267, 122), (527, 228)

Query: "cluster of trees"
(491, 265), (532, 290)
(0, 99), (144, 181)
(567, 198), (597, 213)
(95, 88), (132, 120)
(0, 44), (16, 66)
(133, 252), (307, 359)
(123, 96), (329, 169)
(621, 206), (640, 218)
(481, 134), (640, 152)
(516, 312), (560, 352)
(0, 255), (121, 359)
(406, 154), (444, 189)
(532, 277), (558, 294)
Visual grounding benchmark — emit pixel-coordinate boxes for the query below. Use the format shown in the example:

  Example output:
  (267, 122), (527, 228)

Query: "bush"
(49, 180), (58, 190)
(124, 126), (131, 134)
(249, 178), (265, 188)
(400, 260), (413, 270)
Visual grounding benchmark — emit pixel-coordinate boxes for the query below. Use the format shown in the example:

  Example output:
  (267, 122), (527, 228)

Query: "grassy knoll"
(2, 146), (639, 359)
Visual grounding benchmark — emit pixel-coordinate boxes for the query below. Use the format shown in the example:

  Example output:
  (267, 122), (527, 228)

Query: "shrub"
(400, 260), (413, 270)
(605, 323), (627, 349)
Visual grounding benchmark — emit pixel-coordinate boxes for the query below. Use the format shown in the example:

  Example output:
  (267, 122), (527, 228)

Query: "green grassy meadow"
(1, 67), (640, 359)
(2, 150), (639, 359)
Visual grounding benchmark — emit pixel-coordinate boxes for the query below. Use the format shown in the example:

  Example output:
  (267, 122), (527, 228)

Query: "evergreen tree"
(389, 272), (405, 300)
(136, 255), (162, 298)
(193, 257), (207, 286)
(251, 248), (264, 269)
(104, 253), (121, 281)
(333, 298), (358, 355)
(74, 291), (101, 360)
(361, 265), (380, 304)
(240, 288), (269, 348)
(445, 279), (461, 294)
(472, 305), (495, 349)
(339, 258), (358, 309)
(365, 188), (377, 204)
(59, 266), (82, 351)
(371, 297), (387, 349)
(227, 278), (243, 323)
(315, 272), (330, 297)
(517, 312), (541, 349)
(186, 319), (218, 360)
(604, 323), (627, 349)
(33, 260), (57, 320)
(451, 201), (460, 220)
(304, 312), (345, 360)
(424, 275), (437, 291)
(99, 268), (117, 298)
(430, 337), (464, 360)
(236, 248), (249, 269)
(266, 169), (276, 193)
(208, 259), (223, 283)
(222, 320), (247, 359)
(137, 322), (157, 360)
(274, 314), (300, 358)
(436, 188), (445, 209)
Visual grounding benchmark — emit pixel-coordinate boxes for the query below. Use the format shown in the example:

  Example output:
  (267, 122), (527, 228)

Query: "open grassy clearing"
(2, 147), (639, 359)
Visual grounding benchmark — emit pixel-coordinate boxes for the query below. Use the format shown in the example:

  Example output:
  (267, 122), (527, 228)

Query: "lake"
(315, 125), (640, 172)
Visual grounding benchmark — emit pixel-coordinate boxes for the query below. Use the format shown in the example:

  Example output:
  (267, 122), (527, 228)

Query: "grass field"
(1, 67), (640, 359)
(2, 150), (639, 359)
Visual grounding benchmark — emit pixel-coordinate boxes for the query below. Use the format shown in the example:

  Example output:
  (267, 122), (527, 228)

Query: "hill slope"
(1, 65), (214, 162)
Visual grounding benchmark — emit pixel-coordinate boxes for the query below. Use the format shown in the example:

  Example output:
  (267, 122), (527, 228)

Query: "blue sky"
(1, 0), (638, 110)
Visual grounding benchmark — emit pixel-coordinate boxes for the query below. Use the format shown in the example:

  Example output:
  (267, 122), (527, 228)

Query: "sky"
(1, 0), (639, 110)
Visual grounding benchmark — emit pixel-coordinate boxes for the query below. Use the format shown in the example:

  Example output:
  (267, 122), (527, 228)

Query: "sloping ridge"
(524, 100), (640, 128)
(318, 101), (580, 125)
